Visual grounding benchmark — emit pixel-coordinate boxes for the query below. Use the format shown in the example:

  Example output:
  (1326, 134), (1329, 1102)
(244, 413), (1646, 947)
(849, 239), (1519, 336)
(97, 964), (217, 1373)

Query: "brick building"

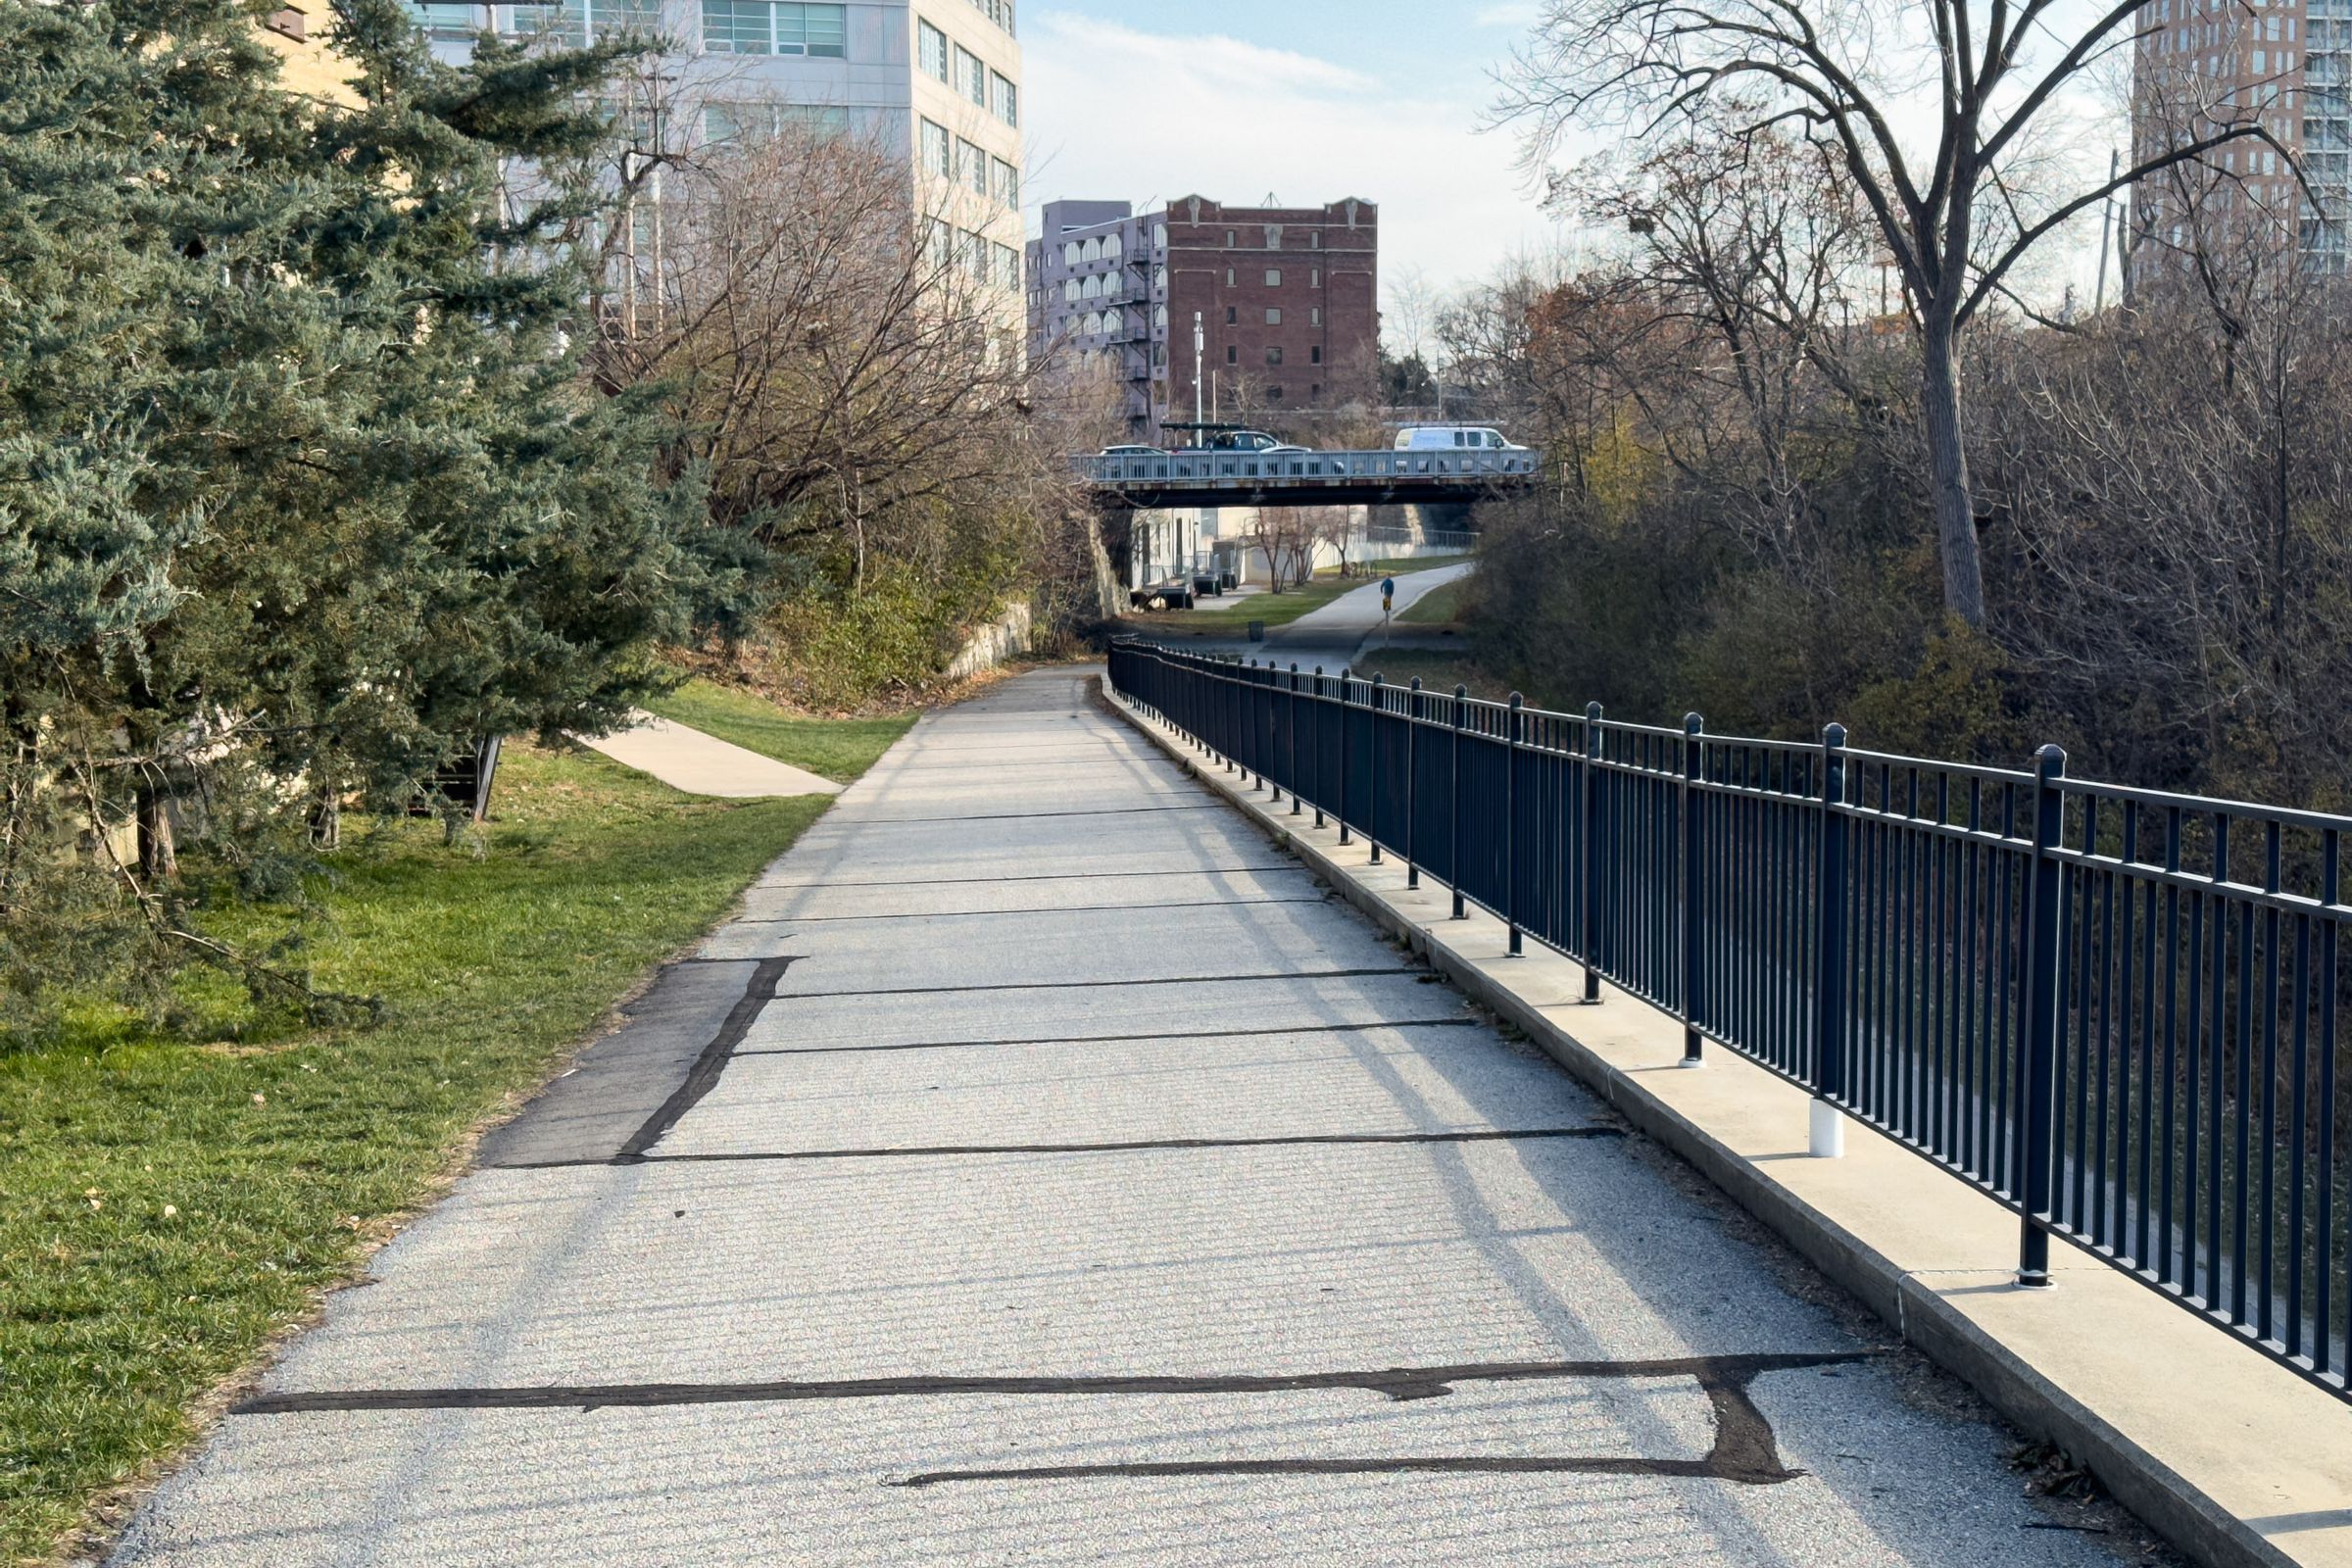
(1028, 194), (1378, 440)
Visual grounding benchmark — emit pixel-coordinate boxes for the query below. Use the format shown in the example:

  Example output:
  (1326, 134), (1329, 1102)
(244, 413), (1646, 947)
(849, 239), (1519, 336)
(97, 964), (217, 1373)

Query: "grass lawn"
(1399, 575), (1471, 625)
(1343, 648), (1518, 700)
(0, 729), (867, 1563)
(642, 678), (915, 782)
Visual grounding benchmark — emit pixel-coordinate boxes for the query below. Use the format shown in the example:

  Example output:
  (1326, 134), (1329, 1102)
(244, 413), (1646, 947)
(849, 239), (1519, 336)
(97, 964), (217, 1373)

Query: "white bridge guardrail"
(1075, 449), (1540, 488)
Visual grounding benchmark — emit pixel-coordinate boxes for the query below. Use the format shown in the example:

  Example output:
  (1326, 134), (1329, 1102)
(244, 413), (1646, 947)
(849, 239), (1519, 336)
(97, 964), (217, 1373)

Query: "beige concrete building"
(405, 1), (1024, 305)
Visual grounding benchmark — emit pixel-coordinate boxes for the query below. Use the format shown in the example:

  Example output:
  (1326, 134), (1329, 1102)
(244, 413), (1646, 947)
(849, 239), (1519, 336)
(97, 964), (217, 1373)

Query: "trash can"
(1248, 620), (1265, 642)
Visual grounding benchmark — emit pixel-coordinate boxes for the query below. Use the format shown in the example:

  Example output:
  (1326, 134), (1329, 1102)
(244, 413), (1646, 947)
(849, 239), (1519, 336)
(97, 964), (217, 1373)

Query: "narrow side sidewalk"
(577, 710), (841, 800)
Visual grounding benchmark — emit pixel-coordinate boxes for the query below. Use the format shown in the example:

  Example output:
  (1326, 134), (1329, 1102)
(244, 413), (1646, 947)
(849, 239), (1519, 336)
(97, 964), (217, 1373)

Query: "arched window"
(1063, 278), (1080, 303)
(1153, 305), (1168, 330)
(1062, 241), (1080, 267)
(1082, 237), (1100, 262)
(1154, 224), (1167, 251)
(1103, 233), (1123, 261)
(1081, 274), (1101, 299)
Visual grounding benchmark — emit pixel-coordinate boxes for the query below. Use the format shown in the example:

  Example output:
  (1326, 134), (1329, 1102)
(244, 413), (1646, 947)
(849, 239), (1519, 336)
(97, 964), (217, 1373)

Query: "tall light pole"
(1193, 311), (1205, 428)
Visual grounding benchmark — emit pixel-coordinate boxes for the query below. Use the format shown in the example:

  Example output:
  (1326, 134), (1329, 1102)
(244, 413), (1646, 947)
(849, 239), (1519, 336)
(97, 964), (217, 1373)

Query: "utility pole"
(2094, 148), (2119, 315)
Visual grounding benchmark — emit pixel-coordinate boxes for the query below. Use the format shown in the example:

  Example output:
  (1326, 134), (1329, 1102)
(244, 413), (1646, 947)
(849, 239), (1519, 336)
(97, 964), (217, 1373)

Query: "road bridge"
(107, 669), (2151, 1567)
(1077, 446), (1539, 511)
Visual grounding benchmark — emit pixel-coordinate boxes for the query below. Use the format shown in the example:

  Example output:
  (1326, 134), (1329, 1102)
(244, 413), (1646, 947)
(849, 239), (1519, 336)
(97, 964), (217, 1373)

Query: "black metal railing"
(1108, 638), (2352, 1400)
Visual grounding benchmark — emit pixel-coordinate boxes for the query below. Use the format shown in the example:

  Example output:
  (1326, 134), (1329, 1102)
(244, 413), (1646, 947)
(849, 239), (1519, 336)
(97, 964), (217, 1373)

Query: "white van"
(1395, 425), (1521, 451)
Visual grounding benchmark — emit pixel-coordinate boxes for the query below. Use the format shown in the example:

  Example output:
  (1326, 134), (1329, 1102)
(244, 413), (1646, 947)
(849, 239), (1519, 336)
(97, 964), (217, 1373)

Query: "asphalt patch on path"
(731, 1017), (1486, 1057)
(506, 1124), (1625, 1170)
(234, 1352), (1870, 1490)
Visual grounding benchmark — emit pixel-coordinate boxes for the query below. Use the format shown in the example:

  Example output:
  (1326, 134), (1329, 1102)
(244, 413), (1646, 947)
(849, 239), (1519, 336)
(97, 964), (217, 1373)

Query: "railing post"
(1681, 712), (1705, 1067)
(1811, 722), (1850, 1158)
(1368, 674), (1385, 864)
(1336, 667), (1352, 847)
(1312, 667), (1327, 829)
(1289, 665), (1302, 814)
(2017, 743), (2069, 1288)
(1240, 661), (1253, 787)
(1506, 693), (1524, 956)
(1406, 678), (1422, 890)
(1223, 657), (1235, 772)
(1450, 686), (1468, 920)
(1581, 703), (1604, 1001)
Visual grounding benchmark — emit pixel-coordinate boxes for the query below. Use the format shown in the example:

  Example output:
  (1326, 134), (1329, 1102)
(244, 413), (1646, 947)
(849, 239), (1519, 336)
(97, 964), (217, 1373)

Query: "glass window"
(1103, 232), (1122, 259)
(1225, 229), (1236, 246)
(1310, 346), (1321, 364)
(991, 71), (1018, 126)
(993, 157), (1018, 207)
(411, 1), (480, 36)
(1265, 307), (1281, 324)
(919, 117), (951, 178)
(918, 18), (948, 79)
(996, 241), (1020, 291)
(1063, 278), (1079, 302)
(1310, 307), (1321, 325)
(1226, 307), (1237, 323)
(784, 104), (849, 135)
(1224, 268), (1235, 286)
(702, 0), (844, 54)
(956, 45), (986, 104)
(1063, 241), (1080, 266)
(701, 0), (766, 50)
(505, 1), (584, 42)
(957, 137), (986, 194)
(1265, 269), (1281, 286)
(703, 101), (747, 141)
(1226, 345), (1238, 364)
(1266, 346), (1284, 366)
(791, 2), (846, 54)
(1309, 269), (1321, 287)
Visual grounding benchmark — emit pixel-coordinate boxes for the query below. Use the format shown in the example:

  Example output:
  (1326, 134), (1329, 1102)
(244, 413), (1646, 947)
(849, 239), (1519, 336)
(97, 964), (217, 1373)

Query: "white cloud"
(1022, 11), (1569, 296)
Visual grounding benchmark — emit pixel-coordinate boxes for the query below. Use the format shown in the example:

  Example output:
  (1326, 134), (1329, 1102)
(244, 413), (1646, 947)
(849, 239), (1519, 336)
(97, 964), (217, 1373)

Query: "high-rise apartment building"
(1028, 195), (1379, 438)
(2132, 0), (2346, 274)
(407, 0), (1025, 301)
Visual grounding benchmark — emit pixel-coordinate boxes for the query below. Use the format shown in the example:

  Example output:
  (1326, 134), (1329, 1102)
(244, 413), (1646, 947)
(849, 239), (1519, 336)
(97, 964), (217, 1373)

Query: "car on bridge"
(1395, 424), (1526, 452)
(1188, 428), (1282, 453)
(1100, 444), (1168, 457)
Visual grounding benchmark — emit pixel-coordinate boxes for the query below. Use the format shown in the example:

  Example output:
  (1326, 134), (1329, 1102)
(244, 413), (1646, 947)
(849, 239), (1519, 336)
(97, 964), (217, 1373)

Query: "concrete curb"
(1102, 679), (2334, 1568)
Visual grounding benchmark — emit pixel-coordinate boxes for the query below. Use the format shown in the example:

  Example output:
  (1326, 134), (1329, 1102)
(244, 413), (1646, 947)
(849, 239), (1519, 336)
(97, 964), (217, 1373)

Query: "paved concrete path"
(579, 710), (842, 799)
(109, 670), (2138, 1566)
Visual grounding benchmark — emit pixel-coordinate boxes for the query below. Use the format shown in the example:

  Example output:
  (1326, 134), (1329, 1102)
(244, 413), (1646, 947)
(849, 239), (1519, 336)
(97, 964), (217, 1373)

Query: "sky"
(1018, 0), (2128, 316)
(1019, 1), (1571, 300)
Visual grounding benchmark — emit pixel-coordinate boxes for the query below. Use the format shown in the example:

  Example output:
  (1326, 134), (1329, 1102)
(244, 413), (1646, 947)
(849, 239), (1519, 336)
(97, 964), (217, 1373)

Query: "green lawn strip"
(0, 741), (846, 1563)
(1345, 649), (1515, 700)
(641, 678), (915, 783)
(1399, 577), (1469, 625)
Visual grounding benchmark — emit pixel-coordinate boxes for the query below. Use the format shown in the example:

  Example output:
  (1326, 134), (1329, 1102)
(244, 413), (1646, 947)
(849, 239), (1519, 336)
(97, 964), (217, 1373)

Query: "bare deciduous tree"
(1500, 0), (2293, 625)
